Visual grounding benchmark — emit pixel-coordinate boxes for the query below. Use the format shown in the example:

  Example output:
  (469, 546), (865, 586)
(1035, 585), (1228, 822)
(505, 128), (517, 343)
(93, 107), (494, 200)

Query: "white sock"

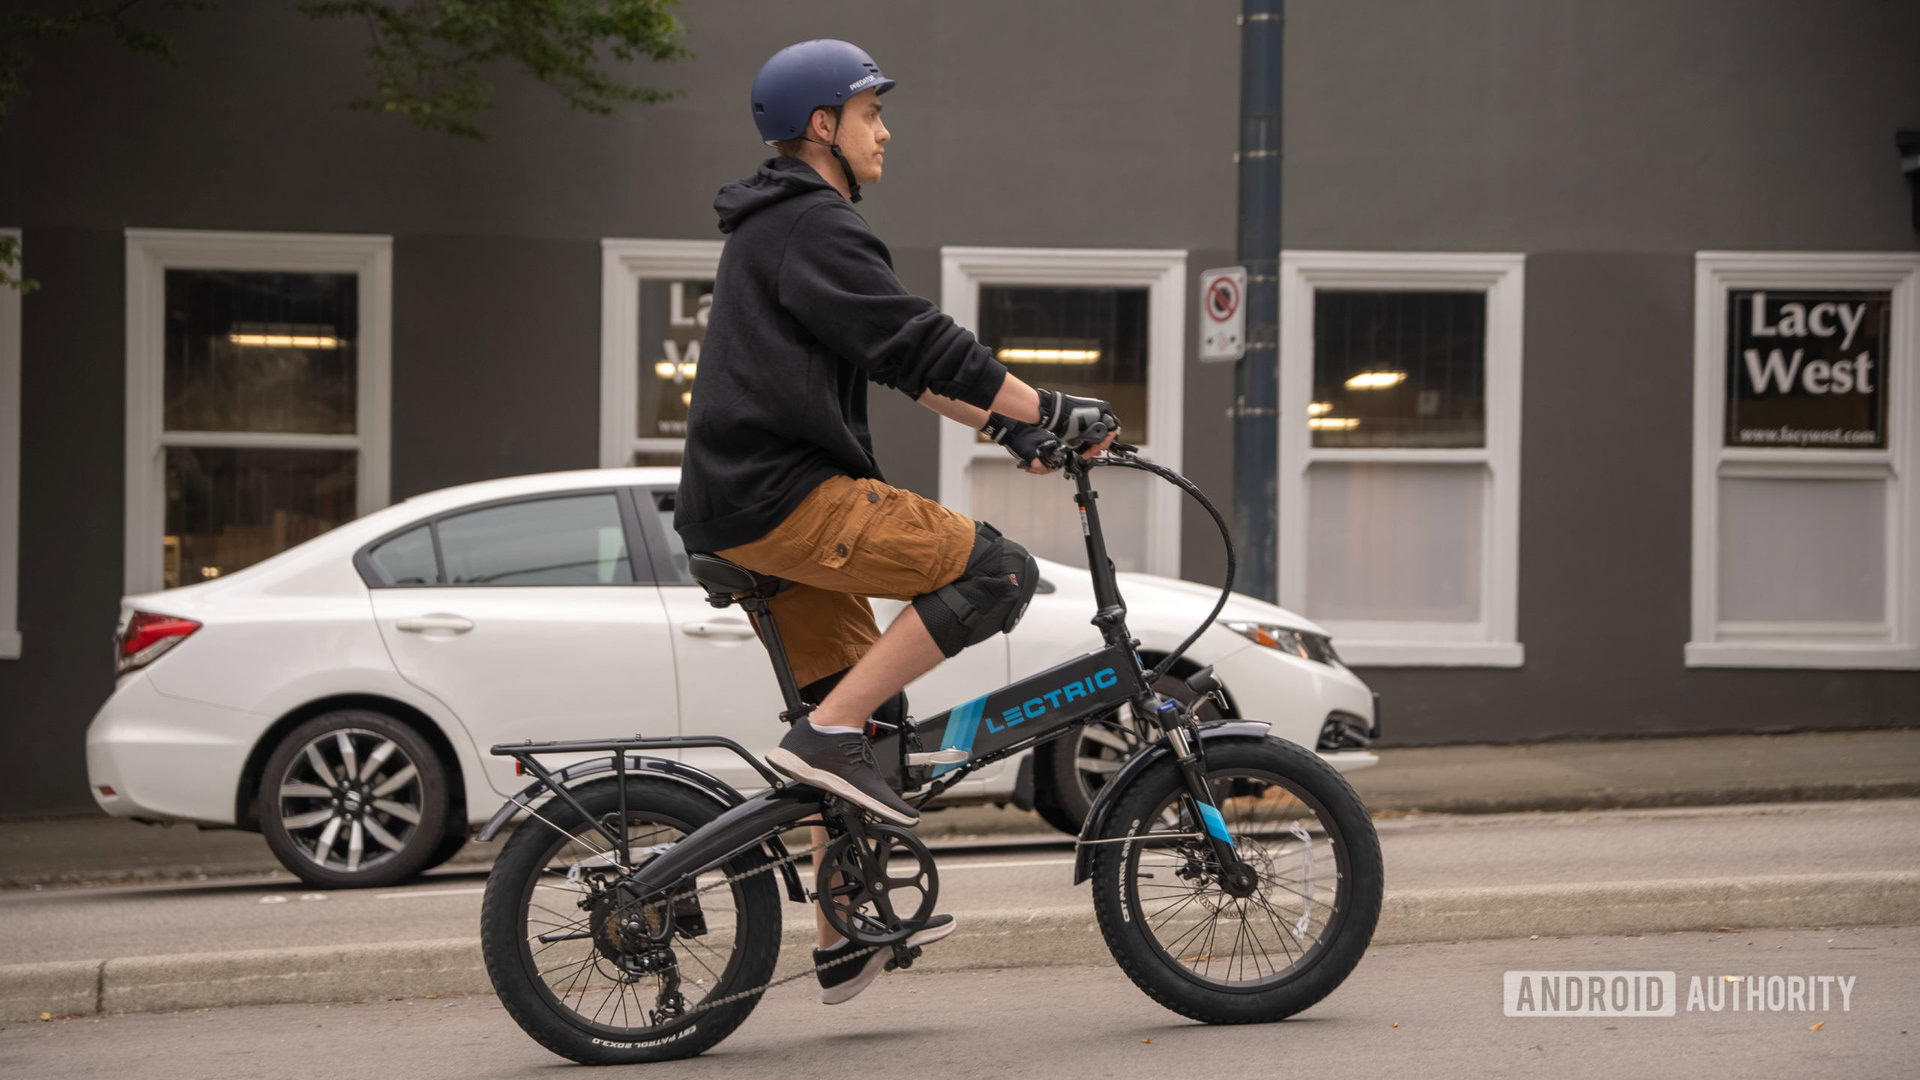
(819, 934), (850, 952)
(809, 721), (864, 736)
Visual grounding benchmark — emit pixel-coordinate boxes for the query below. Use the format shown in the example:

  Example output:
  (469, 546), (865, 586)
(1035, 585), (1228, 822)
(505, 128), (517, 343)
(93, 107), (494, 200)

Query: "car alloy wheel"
(259, 709), (450, 888)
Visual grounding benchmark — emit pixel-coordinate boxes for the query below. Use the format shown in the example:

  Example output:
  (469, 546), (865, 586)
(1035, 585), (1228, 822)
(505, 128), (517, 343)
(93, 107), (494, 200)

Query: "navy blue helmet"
(750, 39), (895, 145)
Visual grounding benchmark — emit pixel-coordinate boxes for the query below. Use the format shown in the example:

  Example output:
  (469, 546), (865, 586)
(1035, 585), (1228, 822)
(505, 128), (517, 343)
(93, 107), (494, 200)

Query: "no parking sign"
(1199, 266), (1246, 361)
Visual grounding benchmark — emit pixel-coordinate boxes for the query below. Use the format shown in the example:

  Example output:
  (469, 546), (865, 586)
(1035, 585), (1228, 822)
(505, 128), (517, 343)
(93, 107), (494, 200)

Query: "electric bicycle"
(475, 445), (1384, 1064)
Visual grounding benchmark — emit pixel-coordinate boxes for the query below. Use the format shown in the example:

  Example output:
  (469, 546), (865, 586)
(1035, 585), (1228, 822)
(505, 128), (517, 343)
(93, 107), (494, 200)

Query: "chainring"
(816, 823), (939, 946)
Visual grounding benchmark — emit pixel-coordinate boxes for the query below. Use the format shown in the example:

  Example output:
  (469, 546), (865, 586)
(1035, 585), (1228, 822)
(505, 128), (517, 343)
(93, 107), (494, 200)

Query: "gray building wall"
(1279, 0), (1919, 741)
(0, 0), (1914, 814)
(0, 0), (1241, 814)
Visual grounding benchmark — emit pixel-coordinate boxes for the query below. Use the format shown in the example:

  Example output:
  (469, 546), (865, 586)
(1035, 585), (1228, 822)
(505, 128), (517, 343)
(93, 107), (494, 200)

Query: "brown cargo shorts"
(715, 475), (978, 688)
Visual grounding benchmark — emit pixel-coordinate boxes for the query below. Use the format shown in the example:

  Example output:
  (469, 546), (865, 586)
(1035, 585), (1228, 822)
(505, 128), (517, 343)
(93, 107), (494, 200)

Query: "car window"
(436, 494), (634, 586)
(368, 525), (439, 585)
(648, 490), (695, 586)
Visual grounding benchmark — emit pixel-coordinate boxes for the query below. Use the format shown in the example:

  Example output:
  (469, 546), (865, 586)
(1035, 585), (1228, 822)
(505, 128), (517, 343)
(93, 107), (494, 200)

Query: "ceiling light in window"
(1344, 371), (1406, 390)
(681, 391), (692, 406)
(228, 323), (340, 349)
(228, 333), (340, 349)
(1310, 417), (1361, 431)
(678, 362), (698, 378)
(654, 361), (677, 378)
(997, 347), (1101, 364)
(1308, 401), (1332, 416)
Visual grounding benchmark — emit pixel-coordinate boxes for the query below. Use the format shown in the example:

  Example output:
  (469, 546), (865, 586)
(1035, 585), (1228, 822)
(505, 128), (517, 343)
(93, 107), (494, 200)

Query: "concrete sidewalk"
(3, 728), (1915, 889)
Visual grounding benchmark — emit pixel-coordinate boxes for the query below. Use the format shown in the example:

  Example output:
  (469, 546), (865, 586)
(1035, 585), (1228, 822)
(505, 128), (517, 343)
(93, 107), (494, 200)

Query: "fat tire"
(259, 709), (451, 889)
(1089, 736), (1382, 1024)
(479, 779), (781, 1064)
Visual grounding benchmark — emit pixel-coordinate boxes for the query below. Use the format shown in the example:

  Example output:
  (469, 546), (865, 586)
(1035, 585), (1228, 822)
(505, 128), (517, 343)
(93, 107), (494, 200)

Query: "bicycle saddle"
(687, 553), (786, 608)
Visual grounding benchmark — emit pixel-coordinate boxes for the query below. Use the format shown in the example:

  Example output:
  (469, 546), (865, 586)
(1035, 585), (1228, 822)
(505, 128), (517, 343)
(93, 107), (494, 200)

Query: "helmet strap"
(829, 144), (862, 204)
(805, 106), (862, 203)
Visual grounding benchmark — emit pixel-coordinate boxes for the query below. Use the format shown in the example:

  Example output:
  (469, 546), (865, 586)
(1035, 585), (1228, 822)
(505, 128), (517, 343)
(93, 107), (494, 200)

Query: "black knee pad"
(913, 521), (1039, 658)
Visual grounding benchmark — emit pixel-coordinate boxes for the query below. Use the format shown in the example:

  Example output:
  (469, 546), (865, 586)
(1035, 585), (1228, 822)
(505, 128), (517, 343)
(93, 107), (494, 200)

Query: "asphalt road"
(3, 800), (1915, 965)
(3, 926), (1911, 1080)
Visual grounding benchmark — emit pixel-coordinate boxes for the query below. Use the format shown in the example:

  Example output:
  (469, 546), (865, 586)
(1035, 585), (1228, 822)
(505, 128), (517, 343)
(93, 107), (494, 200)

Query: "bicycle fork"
(1150, 697), (1256, 893)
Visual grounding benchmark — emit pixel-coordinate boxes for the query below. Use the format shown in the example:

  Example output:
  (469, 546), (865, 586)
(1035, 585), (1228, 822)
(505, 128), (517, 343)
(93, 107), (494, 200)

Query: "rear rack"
(490, 734), (785, 789)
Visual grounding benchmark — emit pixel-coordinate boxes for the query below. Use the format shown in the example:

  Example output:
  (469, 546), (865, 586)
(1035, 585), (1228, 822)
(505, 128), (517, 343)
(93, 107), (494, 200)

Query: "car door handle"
(681, 619), (757, 640)
(395, 614), (475, 634)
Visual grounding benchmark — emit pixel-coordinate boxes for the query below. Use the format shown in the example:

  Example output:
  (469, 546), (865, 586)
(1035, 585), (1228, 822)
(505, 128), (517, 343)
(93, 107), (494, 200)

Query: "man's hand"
(981, 414), (1064, 474)
(1035, 389), (1120, 458)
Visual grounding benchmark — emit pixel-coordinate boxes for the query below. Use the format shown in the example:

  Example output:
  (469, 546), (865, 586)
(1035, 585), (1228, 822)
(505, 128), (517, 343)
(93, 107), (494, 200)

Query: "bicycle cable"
(1088, 452), (1236, 684)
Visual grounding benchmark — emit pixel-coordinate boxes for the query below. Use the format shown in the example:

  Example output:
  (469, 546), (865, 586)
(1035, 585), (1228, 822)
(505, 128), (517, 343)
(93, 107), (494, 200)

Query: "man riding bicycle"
(673, 39), (1119, 1003)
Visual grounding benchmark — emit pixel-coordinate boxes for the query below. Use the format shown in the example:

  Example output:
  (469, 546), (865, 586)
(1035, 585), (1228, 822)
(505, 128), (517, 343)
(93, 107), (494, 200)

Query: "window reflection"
(977, 286), (1150, 444)
(164, 270), (358, 434)
(1311, 291), (1485, 449)
(436, 495), (633, 586)
(637, 280), (711, 440)
(164, 448), (356, 587)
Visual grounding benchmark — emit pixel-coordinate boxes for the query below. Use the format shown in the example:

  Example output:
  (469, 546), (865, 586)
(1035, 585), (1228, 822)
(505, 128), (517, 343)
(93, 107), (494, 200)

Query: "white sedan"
(88, 467), (1379, 888)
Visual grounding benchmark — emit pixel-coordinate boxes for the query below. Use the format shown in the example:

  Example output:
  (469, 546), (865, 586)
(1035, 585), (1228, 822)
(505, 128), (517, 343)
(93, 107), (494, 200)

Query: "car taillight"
(117, 611), (202, 675)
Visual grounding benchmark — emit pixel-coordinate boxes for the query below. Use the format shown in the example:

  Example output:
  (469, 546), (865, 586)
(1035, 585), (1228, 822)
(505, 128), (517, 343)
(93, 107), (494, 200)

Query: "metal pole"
(1232, 0), (1283, 602)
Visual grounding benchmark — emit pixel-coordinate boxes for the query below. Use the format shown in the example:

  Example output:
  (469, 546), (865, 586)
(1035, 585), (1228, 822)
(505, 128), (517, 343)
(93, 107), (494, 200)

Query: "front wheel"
(1089, 737), (1382, 1024)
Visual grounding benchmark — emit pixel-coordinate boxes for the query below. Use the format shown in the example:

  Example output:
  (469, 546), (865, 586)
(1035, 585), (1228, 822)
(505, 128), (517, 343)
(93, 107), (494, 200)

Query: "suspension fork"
(1151, 698), (1244, 872)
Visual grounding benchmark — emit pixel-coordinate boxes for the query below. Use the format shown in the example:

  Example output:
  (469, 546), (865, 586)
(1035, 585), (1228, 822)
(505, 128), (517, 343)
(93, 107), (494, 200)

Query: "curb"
(6, 870), (1914, 1023)
(1360, 780), (1920, 817)
(13, 785), (1920, 891)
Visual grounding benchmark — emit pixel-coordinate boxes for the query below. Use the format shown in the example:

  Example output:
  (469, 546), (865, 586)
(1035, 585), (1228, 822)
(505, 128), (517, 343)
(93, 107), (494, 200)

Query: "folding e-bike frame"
(477, 450), (1265, 931)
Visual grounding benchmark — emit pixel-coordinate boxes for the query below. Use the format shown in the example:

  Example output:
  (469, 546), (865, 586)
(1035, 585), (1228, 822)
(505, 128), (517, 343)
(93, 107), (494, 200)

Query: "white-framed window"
(1, 228), (21, 658)
(124, 229), (392, 594)
(1278, 251), (1526, 667)
(1688, 252), (1920, 669)
(598, 239), (724, 467)
(938, 247), (1187, 577)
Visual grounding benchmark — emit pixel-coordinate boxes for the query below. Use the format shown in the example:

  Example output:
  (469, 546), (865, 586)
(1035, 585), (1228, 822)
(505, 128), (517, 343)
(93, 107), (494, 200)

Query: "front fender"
(1070, 720), (1271, 885)
(477, 755), (805, 904)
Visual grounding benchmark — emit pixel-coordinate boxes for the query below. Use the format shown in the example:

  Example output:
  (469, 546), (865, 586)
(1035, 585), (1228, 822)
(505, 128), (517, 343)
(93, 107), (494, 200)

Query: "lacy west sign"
(1725, 289), (1889, 449)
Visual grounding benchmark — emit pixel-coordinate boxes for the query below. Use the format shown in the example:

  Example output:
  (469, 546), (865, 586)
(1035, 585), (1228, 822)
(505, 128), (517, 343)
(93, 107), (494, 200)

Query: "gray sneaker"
(766, 723), (919, 827)
(815, 917), (958, 1005)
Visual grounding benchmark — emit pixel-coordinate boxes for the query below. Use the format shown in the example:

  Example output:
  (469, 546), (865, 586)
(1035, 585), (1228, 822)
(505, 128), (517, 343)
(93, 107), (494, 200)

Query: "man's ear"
(809, 106), (838, 143)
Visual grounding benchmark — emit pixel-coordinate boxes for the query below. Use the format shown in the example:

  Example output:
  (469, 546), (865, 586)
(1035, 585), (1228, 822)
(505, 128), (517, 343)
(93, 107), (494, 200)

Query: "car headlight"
(1222, 621), (1341, 666)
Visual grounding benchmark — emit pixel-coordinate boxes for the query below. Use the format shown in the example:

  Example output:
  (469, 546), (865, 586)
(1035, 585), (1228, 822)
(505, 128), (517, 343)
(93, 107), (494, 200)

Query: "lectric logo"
(986, 667), (1118, 733)
(849, 74), (883, 92)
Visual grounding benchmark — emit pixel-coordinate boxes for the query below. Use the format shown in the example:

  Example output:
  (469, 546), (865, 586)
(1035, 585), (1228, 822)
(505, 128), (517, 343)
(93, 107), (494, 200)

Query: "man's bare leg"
(804, 605), (944, 947)
(807, 605), (944, 731)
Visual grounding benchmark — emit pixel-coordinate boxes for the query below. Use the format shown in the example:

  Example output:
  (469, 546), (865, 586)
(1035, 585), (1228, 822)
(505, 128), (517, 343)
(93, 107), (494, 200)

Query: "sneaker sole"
(820, 920), (959, 1006)
(766, 748), (919, 827)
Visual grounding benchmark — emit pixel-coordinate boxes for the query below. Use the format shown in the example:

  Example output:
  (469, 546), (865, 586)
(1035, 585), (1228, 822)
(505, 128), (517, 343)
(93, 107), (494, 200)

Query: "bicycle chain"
(593, 833), (909, 1024)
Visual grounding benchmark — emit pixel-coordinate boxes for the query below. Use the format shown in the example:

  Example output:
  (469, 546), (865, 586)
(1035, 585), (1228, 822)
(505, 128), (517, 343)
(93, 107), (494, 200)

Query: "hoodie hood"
(714, 156), (840, 234)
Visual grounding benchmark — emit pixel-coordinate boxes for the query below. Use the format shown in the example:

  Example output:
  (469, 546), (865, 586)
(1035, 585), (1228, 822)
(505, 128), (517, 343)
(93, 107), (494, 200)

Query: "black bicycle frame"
(489, 452), (1248, 903)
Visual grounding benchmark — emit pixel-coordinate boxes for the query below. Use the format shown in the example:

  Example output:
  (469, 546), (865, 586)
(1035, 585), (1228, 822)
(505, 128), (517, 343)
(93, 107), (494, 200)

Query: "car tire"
(1031, 665), (1223, 836)
(259, 709), (451, 889)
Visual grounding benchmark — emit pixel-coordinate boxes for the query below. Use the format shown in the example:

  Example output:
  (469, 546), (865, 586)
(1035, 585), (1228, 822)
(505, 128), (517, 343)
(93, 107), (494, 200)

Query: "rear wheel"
(479, 779), (782, 1064)
(1089, 737), (1381, 1023)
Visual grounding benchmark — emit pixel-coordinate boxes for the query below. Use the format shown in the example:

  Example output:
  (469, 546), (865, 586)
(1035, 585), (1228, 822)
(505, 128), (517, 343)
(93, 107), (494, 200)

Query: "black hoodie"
(672, 157), (1008, 554)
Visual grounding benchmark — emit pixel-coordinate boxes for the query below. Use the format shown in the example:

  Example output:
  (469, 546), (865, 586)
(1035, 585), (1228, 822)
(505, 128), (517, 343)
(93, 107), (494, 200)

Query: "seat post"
(738, 597), (808, 721)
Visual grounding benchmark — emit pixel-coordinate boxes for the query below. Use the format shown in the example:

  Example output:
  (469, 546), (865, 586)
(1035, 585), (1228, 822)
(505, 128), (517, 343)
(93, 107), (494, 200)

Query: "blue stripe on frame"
(932, 695), (988, 778)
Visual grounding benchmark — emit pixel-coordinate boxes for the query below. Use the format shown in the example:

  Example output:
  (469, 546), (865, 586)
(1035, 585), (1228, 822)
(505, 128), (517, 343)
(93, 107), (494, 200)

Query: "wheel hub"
(1218, 861), (1259, 898)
